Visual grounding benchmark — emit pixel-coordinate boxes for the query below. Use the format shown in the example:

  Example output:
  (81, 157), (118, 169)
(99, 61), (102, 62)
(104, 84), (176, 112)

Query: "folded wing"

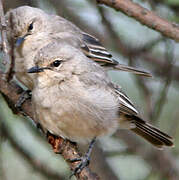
(82, 33), (152, 77)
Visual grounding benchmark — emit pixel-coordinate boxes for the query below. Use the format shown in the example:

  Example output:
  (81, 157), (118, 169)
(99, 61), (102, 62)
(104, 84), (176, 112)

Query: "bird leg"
(68, 137), (96, 177)
(15, 89), (31, 110)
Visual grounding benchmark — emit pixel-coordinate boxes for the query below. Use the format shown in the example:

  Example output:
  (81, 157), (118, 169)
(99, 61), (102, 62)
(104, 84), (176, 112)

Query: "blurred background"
(0, 0), (179, 179)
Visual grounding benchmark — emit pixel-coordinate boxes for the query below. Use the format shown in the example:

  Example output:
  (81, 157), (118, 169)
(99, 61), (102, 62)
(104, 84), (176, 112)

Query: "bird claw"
(68, 137), (96, 178)
(69, 155), (90, 178)
(15, 90), (32, 110)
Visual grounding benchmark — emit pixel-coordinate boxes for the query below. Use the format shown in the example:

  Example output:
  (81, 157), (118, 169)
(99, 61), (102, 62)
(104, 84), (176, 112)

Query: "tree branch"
(96, 0), (179, 41)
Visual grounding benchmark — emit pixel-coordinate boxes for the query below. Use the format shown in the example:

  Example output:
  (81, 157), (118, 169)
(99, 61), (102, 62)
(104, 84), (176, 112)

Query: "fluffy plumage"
(30, 41), (173, 148)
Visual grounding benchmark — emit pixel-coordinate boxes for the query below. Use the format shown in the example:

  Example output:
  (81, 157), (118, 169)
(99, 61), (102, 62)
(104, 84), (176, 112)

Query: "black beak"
(27, 66), (45, 73)
(15, 34), (29, 47)
(15, 36), (25, 47)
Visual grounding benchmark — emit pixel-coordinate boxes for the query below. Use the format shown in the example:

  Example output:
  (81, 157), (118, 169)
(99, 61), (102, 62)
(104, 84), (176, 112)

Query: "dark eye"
(52, 60), (62, 67)
(28, 22), (34, 31)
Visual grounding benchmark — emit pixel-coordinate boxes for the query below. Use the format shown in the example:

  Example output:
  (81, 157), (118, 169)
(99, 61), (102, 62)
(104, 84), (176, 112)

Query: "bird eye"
(52, 60), (62, 67)
(28, 22), (34, 32)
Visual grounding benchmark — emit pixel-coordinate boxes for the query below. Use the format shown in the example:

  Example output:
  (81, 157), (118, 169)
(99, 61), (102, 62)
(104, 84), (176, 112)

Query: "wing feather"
(82, 33), (152, 77)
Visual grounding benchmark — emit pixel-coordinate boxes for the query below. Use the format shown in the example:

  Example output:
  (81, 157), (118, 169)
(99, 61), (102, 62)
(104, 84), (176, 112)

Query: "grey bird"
(28, 40), (173, 175)
(6, 6), (151, 90)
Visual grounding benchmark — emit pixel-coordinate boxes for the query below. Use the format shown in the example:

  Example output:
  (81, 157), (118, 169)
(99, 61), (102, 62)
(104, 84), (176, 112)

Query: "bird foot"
(15, 90), (32, 110)
(68, 137), (96, 178)
(69, 153), (90, 178)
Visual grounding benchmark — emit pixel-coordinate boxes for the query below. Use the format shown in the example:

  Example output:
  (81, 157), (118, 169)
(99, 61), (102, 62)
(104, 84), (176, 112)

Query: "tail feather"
(130, 116), (174, 148)
(114, 63), (152, 77)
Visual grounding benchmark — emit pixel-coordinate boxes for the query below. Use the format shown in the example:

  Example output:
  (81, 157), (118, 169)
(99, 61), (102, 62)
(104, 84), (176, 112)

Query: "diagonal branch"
(96, 0), (179, 41)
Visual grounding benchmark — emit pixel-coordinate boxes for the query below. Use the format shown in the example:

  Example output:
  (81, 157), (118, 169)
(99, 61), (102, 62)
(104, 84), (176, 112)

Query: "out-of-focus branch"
(152, 40), (174, 122)
(116, 130), (179, 180)
(0, 75), (99, 180)
(96, 0), (179, 41)
(90, 144), (119, 180)
(0, 117), (65, 180)
(3, 0), (35, 12)
(149, 0), (179, 16)
(53, 0), (103, 40)
(133, 75), (153, 120)
(0, 0), (13, 81)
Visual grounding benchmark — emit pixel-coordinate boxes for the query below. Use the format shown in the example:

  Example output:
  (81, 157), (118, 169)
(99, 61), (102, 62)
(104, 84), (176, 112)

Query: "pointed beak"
(27, 66), (45, 73)
(15, 36), (25, 47)
(15, 34), (29, 47)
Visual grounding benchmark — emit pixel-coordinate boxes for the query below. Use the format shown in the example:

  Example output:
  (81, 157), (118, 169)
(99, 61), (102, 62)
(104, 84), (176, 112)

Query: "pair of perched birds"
(5, 6), (174, 174)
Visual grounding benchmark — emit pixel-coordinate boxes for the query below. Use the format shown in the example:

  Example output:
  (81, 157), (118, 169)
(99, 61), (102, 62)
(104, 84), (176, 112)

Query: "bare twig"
(96, 0), (179, 41)
(0, 75), (100, 180)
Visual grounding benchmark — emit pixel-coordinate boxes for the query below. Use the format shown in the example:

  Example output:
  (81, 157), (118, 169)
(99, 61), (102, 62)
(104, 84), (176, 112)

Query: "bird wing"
(81, 33), (152, 77)
(81, 33), (118, 66)
(113, 84), (139, 116)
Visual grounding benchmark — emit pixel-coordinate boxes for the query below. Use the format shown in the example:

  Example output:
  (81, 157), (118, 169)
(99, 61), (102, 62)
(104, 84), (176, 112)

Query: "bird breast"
(33, 78), (119, 143)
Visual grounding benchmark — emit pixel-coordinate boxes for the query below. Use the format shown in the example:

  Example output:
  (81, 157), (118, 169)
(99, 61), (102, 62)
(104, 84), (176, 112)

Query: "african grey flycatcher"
(28, 40), (173, 174)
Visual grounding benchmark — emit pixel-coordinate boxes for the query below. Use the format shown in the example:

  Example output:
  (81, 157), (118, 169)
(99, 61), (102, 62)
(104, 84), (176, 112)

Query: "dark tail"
(130, 116), (174, 148)
(114, 63), (152, 77)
